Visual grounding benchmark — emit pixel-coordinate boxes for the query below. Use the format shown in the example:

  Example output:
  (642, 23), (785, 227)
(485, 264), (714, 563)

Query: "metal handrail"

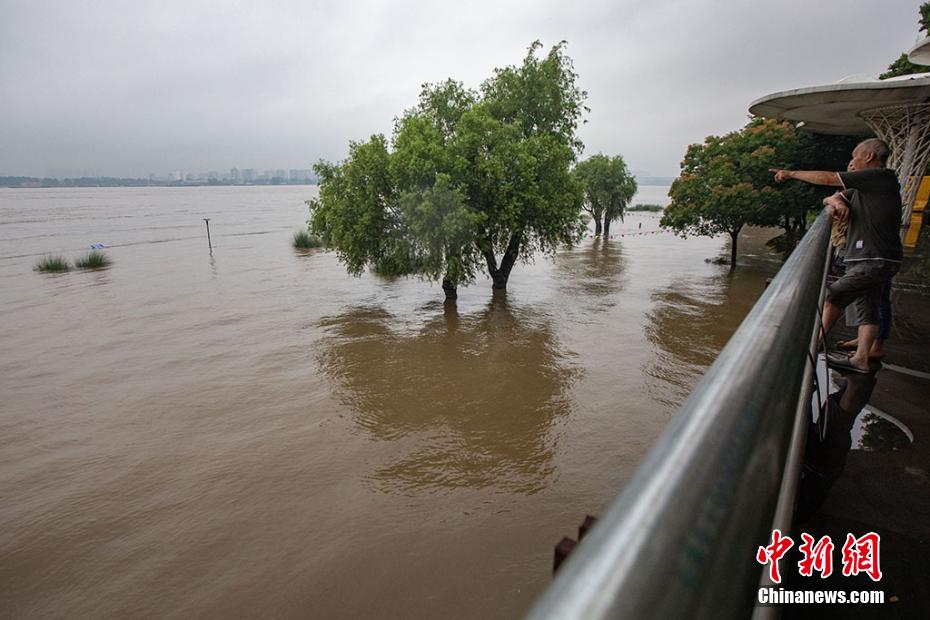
(526, 212), (833, 620)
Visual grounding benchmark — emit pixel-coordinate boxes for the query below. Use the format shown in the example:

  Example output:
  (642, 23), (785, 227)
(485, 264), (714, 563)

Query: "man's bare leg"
(822, 301), (843, 336)
(850, 323), (879, 370)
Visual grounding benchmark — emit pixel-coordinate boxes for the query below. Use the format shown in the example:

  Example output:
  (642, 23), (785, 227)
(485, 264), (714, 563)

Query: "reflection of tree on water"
(554, 238), (627, 308)
(642, 268), (770, 409)
(316, 293), (579, 494)
(856, 412), (912, 452)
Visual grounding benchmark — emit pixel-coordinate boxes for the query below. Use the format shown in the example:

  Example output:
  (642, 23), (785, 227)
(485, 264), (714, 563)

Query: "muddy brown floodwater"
(0, 186), (780, 618)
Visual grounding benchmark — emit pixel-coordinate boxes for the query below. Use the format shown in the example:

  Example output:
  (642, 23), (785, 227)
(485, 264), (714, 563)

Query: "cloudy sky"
(0, 0), (924, 178)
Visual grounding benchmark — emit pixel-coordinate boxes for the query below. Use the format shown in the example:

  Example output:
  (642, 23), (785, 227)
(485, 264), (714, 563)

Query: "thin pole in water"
(204, 218), (213, 251)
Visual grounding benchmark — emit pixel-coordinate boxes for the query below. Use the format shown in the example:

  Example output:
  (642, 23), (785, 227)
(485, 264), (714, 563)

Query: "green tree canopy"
(573, 153), (637, 237)
(660, 119), (824, 267)
(880, 2), (930, 79)
(309, 41), (588, 299)
(879, 53), (930, 80)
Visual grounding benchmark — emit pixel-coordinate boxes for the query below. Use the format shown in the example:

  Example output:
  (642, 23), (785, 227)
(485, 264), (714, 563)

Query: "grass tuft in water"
(293, 230), (323, 249)
(34, 255), (71, 273)
(74, 251), (112, 269)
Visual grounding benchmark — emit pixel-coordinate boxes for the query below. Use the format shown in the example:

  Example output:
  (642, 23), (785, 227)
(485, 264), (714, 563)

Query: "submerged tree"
(309, 41), (588, 299)
(661, 119), (805, 267)
(574, 153), (637, 237)
(661, 115), (865, 266)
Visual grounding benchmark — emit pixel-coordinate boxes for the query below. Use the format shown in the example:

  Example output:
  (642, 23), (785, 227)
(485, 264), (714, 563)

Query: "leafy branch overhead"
(308, 41), (589, 299)
(879, 2), (930, 79)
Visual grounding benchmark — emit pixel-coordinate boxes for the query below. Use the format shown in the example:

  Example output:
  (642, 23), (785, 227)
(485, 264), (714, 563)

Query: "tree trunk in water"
(442, 278), (457, 300)
(594, 218), (602, 237)
(443, 297), (459, 332)
(481, 239), (501, 290)
(603, 215), (611, 238)
(729, 230), (739, 269)
(483, 231), (522, 290)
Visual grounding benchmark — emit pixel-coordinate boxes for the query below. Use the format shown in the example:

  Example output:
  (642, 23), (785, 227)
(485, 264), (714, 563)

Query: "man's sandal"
(826, 353), (872, 374)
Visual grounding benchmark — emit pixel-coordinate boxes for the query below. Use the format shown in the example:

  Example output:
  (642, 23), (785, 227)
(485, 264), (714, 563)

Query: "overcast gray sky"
(0, 0), (924, 178)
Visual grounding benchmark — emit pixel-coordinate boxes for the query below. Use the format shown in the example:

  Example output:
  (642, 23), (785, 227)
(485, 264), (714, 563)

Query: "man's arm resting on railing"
(771, 169), (843, 186)
(823, 192), (850, 221)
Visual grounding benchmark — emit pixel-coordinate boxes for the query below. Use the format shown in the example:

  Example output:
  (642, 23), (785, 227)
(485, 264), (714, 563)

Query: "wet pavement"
(782, 287), (930, 618)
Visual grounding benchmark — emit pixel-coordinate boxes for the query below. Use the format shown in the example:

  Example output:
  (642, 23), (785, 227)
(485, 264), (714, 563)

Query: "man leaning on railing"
(772, 138), (903, 373)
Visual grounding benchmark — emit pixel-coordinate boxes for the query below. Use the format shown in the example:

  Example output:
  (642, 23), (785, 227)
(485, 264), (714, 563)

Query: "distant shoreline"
(3, 184), (321, 189)
(635, 176), (675, 186)
(2, 180), (319, 189)
(4, 176), (673, 189)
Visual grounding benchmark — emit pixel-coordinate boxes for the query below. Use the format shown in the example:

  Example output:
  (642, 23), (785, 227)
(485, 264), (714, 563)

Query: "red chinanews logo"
(756, 530), (882, 583)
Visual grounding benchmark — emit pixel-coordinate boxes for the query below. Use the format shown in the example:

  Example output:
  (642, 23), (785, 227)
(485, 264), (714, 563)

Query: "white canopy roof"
(748, 74), (930, 135)
(908, 35), (930, 65)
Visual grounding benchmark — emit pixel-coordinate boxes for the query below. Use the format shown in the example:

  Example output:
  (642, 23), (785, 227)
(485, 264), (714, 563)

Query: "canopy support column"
(860, 103), (930, 232)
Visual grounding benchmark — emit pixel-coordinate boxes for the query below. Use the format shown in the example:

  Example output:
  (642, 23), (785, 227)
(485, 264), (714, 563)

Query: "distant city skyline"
(156, 167), (317, 183)
(3, 168), (681, 185)
(1, 1), (924, 179)
(0, 166), (320, 188)
(8, 165), (318, 181)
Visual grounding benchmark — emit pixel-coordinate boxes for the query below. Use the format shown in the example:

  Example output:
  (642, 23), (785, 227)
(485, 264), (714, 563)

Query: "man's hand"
(771, 169), (792, 183)
(823, 192), (849, 222)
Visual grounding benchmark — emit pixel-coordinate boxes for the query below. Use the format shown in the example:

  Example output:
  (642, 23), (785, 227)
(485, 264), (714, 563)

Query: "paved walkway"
(783, 287), (929, 618)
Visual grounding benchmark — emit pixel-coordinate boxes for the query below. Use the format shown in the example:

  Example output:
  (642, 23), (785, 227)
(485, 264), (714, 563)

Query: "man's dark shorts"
(826, 261), (898, 327)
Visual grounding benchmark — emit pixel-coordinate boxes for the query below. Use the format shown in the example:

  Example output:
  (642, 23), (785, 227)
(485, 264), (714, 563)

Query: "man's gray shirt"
(838, 168), (903, 263)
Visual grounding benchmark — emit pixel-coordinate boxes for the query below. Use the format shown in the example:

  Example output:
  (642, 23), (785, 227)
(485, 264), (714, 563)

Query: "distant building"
(242, 168), (256, 182)
(230, 167), (240, 183)
(290, 169), (313, 182)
